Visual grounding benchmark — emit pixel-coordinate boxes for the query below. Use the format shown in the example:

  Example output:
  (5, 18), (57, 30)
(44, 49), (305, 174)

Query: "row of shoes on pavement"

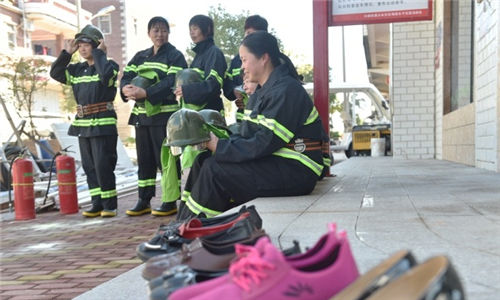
(135, 205), (466, 300)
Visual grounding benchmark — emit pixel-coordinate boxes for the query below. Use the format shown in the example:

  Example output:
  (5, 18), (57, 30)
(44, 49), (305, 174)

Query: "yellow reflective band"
(124, 64), (138, 73)
(167, 66), (183, 75)
(191, 68), (206, 79)
(138, 179), (156, 187)
(138, 62), (169, 73)
(182, 102), (206, 111)
(160, 104), (180, 112)
(65, 70), (72, 85)
(231, 68), (241, 77)
(186, 195), (221, 218)
(132, 104), (179, 115)
(181, 190), (190, 202)
(108, 69), (118, 87)
(101, 189), (117, 199)
(272, 148), (323, 176)
(323, 157), (332, 166)
(241, 113), (294, 143)
(72, 117), (117, 127)
(69, 74), (100, 84)
(236, 112), (244, 120)
(304, 106), (319, 125)
(208, 69), (223, 87)
(225, 71), (233, 80)
(89, 187), (101, 196)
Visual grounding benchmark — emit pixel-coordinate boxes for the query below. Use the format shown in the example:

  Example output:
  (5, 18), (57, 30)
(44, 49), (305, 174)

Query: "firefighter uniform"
(181, 37), (227, 112)
(50, 48), (119, 216)
(223, 54), (243, 101)
(121, 43), (187, 215)
(177, 64), (326, 220)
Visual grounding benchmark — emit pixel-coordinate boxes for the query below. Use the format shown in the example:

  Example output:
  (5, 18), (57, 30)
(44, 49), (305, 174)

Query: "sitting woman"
(177, 31), (327, 220)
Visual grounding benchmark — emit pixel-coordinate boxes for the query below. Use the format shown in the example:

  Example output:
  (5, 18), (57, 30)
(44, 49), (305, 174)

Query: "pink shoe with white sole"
(169, 223), (359, 300)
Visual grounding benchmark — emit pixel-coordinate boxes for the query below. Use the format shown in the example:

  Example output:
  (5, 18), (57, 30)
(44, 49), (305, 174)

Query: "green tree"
(1, 56), (50, 138)
(296, 64), (313, 82)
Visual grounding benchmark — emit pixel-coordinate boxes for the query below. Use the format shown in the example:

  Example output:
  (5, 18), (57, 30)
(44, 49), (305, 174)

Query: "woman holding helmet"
(176, 31), (327, 220)
(174, 15), (227, 112)
(121, 17), (187, 217)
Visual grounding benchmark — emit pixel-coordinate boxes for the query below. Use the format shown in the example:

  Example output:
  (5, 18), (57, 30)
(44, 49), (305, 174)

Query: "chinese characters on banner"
(330, 0), (433, 26)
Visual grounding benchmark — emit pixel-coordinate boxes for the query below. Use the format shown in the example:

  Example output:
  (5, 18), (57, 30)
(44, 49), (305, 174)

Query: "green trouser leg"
(160, 142), (180, 203)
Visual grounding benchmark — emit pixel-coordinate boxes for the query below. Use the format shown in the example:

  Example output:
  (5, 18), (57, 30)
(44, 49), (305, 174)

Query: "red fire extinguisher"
(12, 158), (35, 220)
(56, 153), (78, 214)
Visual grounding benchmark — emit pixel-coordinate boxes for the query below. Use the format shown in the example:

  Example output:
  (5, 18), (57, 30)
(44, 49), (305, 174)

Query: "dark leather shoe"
(135, 205), (263, 262)
(82, 205), (103, 218)
(152, 201), (177, 216)
(332, 250), (417, 300)
(126, 199), (151, 216)
(367, 255), (464, 300)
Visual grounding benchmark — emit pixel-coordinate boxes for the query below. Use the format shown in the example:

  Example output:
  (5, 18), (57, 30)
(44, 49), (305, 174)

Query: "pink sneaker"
(169, 223), (359, 300)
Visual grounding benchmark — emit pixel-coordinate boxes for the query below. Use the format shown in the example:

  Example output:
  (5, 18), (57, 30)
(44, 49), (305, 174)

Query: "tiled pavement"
(0, 191), (174, 300)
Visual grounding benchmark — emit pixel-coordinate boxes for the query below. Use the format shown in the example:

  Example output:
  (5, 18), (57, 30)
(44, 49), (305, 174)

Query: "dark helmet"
(165, 109), (210, 147)
(199, 109), (227, 129)
(175, 68), (203, 89)
(130, 76), (155, 89)
(75, 24), (104, 48)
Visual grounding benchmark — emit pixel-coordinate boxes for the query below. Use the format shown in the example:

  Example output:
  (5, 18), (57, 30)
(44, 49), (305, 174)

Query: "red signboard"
(330, 0), (433, 26)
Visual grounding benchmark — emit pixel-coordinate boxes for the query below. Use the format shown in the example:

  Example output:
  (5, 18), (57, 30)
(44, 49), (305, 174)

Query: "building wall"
(474, 0), (498, 171)
(434, 0), (443, 160)
(391, 21), (435, 159)
(442, 103), (475, 166)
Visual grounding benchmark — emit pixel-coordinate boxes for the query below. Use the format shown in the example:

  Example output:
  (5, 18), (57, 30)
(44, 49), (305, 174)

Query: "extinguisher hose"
(7, 156), (17, 213)
(42, 152), (61, 206)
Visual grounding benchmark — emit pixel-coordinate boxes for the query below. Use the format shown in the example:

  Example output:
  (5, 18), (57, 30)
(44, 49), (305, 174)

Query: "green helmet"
(175, 68), (203, 89)
(199, 109), (227, 129)
(75, 24), (104, 47)
(130, 76), (155, 89)
(165, 109), (210, 147)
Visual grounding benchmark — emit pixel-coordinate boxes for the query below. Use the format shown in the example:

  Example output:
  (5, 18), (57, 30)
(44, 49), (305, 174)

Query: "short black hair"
(148, 16), (170, 33)
(189, 15), (214, 38)
(244, 15), (268, 32)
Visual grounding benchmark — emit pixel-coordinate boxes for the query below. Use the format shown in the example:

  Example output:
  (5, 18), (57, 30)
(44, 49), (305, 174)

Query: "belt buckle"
(293, 138), (306, 153)
(106, 102), (114, 111)
(76, 105), (84, 118)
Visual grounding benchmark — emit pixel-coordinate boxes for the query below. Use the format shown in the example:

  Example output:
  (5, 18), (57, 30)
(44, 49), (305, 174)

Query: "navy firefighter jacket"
(181, 37), (227, 112)
(50, 49), (119, 137)
(222, 54), (243, 101)
(120, 43), (188, 127)
(215, 64), (326, 178)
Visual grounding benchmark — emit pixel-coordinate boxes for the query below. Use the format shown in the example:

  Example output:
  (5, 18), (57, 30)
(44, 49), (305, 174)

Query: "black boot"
(151, 201), (177, 216)
(126, 198), (151, 216)
(82, 197), (103, 218)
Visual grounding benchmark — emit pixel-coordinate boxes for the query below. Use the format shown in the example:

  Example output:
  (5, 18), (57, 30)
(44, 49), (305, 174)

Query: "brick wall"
(391, 21), (435, 159)
(474, 0), (499, 171)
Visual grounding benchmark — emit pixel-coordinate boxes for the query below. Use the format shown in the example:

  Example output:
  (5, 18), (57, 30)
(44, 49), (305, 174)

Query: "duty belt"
(286, 138), (322, 153)
(76, 102), (114, 117)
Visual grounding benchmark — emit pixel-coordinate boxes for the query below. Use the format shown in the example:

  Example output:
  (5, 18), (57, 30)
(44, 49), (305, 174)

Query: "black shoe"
(82, 205), (103, 218)
(126, 199), (151, 216)
(152, 202), (177, 216)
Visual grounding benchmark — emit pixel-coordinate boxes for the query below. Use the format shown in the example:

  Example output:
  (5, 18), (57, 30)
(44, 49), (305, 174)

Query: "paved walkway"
(2, 157), (500, 299)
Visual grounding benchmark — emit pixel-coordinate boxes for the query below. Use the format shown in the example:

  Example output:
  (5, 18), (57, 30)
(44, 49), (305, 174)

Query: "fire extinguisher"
(11, 156), (35, 220)
(55, 149), (78, 214)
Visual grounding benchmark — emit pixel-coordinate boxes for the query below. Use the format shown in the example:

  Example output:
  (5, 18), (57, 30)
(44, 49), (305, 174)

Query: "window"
(7, 23), (16, 50)
(443, 0), (474, 113)
(97, 15), (111, 35)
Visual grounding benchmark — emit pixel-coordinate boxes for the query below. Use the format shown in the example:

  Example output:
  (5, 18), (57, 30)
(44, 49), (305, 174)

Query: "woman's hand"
(97, 39), (107, 53)
(65, 39), (78, 54)
(207, 132), (219, 152)
(122, 84), (146, 101)
(174, 86), (183, 103)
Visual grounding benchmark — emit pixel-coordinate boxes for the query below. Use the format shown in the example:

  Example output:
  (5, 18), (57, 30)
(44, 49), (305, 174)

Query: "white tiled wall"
(475, 0), (499, 171)
(391, 21), (435, 159)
